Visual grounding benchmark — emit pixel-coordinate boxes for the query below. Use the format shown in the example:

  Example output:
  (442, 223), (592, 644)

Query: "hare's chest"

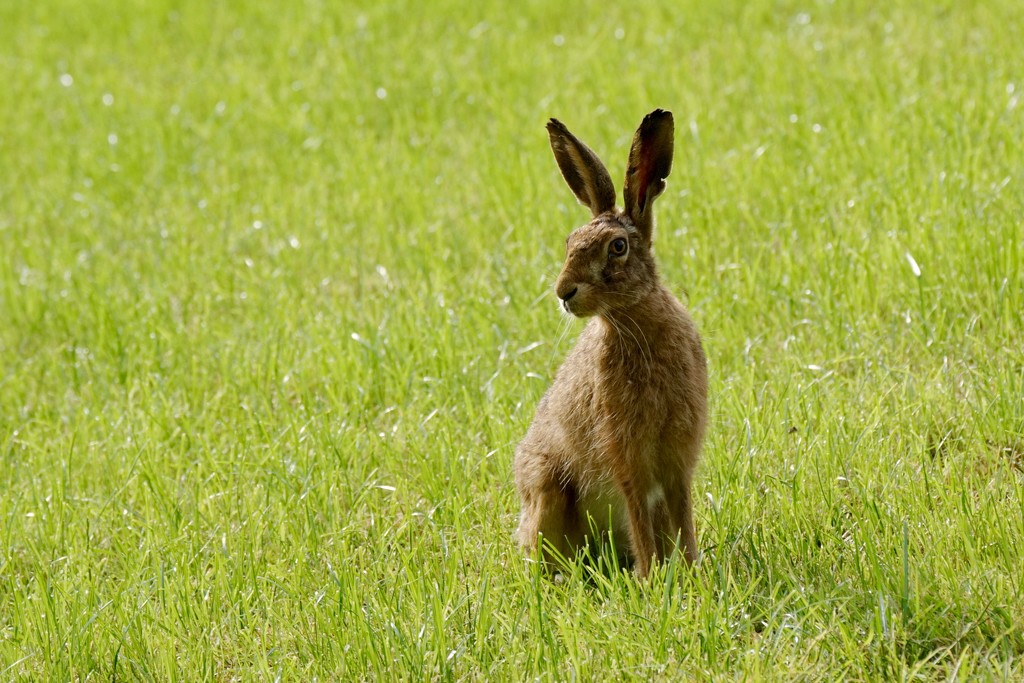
(594, 369), (667, 435)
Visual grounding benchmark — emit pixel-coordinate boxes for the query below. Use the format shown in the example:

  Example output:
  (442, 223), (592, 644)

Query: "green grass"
(2, 0), (1023, 679)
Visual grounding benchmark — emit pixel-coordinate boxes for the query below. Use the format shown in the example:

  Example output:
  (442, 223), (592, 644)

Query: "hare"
(515, 110), (707, 579)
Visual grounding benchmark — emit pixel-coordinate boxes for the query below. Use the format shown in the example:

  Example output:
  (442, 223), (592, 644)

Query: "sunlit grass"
(2, 0), (1023, 679)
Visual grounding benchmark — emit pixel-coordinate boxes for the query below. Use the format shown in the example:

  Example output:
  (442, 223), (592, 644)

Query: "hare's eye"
(610, 238), (627, 256)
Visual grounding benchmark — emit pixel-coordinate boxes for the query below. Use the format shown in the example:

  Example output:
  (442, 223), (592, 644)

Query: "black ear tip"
(547, 118), (566, 133)
(644, 109), (673, 124)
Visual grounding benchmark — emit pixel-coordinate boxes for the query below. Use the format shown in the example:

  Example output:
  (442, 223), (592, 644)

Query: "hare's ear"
(623, 109), (674, 242)
(547, 119), (617, 217)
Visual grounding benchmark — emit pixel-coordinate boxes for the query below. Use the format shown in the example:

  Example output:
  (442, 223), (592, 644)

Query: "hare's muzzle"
(555, 279), (588, 316)
(555, 280), (580, 314)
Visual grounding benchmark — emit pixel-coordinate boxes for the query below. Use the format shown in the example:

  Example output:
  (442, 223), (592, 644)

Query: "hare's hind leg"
(516, 472), (583, 567)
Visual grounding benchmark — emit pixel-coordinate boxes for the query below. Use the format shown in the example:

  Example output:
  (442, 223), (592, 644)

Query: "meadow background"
(2, 0), (1023, 679)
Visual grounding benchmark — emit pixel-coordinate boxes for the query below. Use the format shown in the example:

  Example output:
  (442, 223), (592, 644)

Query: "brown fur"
(515, 110), (708, 578)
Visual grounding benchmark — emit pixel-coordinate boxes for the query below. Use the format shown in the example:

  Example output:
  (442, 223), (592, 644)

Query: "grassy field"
(2, 0), (1023, 679)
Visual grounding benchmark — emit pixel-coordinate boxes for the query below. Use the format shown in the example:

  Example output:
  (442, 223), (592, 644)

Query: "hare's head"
(547, 110), (675, 318)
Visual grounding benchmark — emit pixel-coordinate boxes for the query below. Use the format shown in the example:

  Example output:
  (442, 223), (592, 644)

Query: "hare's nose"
(558, 286), (578, 302)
